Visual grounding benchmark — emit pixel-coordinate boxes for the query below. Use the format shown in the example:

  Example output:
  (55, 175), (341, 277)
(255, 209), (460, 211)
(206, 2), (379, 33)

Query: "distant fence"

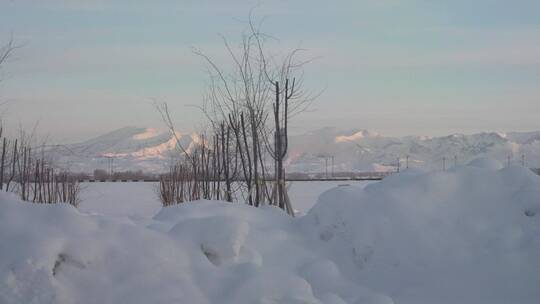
(80, 179), (159, 183)
(77, 173), (391, 183)
(72, 168), (540, 183)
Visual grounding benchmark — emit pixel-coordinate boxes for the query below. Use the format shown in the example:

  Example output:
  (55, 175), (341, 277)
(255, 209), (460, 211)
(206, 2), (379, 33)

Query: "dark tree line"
(92, 169), (154, 181)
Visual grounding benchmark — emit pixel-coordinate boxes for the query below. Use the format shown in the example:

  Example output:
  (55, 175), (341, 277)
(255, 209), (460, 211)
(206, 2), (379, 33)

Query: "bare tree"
(193, 15), (315, 213)
(193, 31), (271, 207)
(0, 36), (17, 73)
(0, 37), (17, 189)
(267, 79), (294, 215)
(0, 126), (81, 207)
(0, 38), (81, 206)
(158, 14), (316, 215)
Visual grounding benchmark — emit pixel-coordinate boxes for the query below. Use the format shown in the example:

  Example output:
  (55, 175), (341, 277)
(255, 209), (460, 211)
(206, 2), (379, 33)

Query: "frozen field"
(79, 180), (375, 218)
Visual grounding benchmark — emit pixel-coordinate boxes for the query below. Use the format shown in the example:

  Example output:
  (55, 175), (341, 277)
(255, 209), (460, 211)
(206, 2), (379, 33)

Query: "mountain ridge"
(48, 126), (540, 173)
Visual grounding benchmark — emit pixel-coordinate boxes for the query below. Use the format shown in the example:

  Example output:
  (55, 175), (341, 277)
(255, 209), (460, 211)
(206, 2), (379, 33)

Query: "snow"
(289, 181), (373, 214)
(466, 156), (504, 170)
(78, 180), (374, 219)
(1, 158), (539, 303)
(79, 182), (162, 220)
(131, 128), (165, 140)
(335, 130), (379, 143)
(47, 126), (540, 173)
(302, 160), (540, 303)
(287, 128), (540, 172)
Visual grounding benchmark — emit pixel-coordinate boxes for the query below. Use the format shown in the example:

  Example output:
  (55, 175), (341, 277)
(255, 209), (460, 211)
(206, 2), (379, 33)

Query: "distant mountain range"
(48, 127), (199, 173)
(48, 126), (540, 173)
(287, 128), (540, 172)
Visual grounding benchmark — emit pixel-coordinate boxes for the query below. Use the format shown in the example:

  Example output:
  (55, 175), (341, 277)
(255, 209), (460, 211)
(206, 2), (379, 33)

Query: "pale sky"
(1, 0), (540, 142)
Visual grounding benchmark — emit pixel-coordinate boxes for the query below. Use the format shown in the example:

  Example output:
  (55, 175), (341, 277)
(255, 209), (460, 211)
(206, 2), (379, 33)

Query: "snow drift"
(303, 160), (540, 303)
(1, 159), (539, 303)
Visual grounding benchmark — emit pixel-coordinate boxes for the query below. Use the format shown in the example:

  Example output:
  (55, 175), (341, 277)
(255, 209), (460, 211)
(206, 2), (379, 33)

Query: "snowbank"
(303, 160), (540, 303)
(1, 158), (539, 303)
(0, 192), (387, 304)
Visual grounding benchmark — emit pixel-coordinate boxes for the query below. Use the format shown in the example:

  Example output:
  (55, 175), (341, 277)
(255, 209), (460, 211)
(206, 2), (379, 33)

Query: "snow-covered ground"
(78, 180), (374, 219)
(1, 159), (539, 303)
(79, 182), (162, 220)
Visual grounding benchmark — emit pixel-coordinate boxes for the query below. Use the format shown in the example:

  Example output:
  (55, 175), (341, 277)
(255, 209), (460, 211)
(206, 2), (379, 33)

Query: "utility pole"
(110, 157), (114, 176)
(406, 155), (409, 169)
(104, 156), (115, 177)
(325, 157), (329, 178)
(396, 157), (400, 173)
(331, 155), (335, 178)
(442, 157), (446, 171)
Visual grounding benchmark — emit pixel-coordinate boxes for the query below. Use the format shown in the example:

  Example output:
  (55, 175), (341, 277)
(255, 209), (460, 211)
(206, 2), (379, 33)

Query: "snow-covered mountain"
(287, 127), (540, 172)
(49, 127), (200, 173)
(49, 126), (540, 173)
